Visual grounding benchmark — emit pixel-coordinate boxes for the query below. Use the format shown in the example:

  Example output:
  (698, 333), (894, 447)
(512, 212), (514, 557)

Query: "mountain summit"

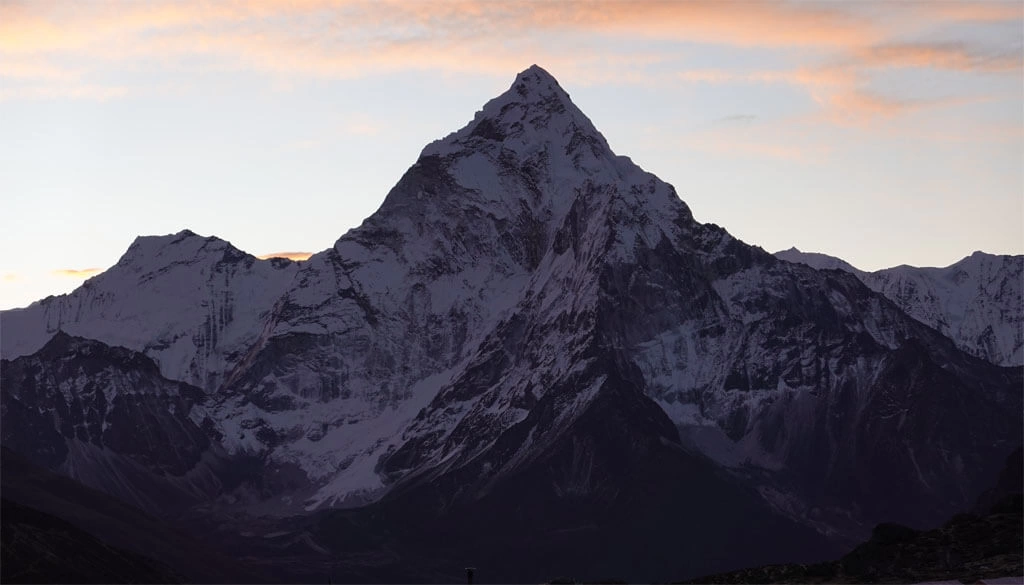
(422, 64), (612, 166)
(2, 67), (1020, 583)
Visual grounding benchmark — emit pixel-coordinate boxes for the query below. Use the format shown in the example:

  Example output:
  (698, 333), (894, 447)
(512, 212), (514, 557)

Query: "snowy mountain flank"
(775, 247), (1023, 367)
(2, 66), (1021, 582)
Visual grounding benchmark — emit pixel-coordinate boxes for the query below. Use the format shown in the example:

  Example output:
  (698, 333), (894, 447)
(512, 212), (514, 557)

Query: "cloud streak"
(854, 42), (1022, 73)
(52, 268), (103, 278)
(257, 251), (312, 261)
(1, 0), (1019, 128)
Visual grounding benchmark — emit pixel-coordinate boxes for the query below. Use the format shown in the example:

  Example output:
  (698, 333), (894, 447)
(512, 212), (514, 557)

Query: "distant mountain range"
(2, 65), (1020, 583)
(776, 247), (1023, 367)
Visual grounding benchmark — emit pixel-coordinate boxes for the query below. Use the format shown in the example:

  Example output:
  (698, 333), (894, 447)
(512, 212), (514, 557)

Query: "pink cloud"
(1, 0), (1018, 129)
(256, 251), (312, 261)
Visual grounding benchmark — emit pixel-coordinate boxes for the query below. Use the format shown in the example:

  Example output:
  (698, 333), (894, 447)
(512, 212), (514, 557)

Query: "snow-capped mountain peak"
(421, 65), (617, 179)
(0, 229), (301, 389)
(114, 229), (256, 276)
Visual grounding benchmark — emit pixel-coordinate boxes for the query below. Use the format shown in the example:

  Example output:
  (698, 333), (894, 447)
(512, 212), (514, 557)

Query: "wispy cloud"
(825, 89), (926, 121)
(923, 2), (1023, 23)
(674, 39), (1019, 125)
(52, 268), (103, 278)
(1, 0), (1019, 132)
(677, 66), (856, 87)
(2, 273), (18, 282)
(257, 251), (312, 261)
(824, 92), (992, 126)
(853, 42), (1022, 73)
(0, 84), (130, 101)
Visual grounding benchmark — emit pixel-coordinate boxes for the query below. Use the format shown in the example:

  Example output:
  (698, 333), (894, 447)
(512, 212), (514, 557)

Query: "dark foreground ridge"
(682, 450), (1024, 584)
(0, 447), (265, 584)
(1, 498), (182, 584)
(681, 496), (1022, 584)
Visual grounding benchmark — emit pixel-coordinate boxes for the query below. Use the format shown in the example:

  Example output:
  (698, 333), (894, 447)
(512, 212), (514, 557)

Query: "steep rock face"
(371, 208), (1020, 540)
(618, 250), (1021, 533)
(776, 248), (1023, 366)
(0, 231), (300, 390)
(317, 350), (839, 583)
(0, 334), (230, 514)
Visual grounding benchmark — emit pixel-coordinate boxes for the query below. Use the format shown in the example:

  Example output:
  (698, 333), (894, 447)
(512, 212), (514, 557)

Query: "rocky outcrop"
(1, 333), (231, 514)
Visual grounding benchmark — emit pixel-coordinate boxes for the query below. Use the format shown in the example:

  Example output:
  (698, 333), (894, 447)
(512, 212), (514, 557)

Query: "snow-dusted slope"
(775, 248), (1023, 366)
(1, 230), (300, 390)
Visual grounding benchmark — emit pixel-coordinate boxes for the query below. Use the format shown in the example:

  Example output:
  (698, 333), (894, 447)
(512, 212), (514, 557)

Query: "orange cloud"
(257, 251), (312, 261)
(674, 41), (1014, 125)
(530, 1), (881, 48)
(1, 1), (1015, 68)
(52, 268), (103, 278)
(2, 273), (18, 282)
(0, 1), (884, 87)
(1, 0), (1018, 128)
(821, 91), (987, 127)
(855, 43), (1022, 73)
(925, 2), (1023, 23)
(677, 66), (856, 88)
(829, 90), (920, 118)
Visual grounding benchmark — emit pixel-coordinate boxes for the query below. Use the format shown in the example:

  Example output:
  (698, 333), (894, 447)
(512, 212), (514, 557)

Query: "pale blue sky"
(1, 1), (1021, 309)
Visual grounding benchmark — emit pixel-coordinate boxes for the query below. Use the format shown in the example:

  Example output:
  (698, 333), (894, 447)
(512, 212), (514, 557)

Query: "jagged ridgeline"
(776, 247), (1023, 367)
(2, 66), (1021, 583)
